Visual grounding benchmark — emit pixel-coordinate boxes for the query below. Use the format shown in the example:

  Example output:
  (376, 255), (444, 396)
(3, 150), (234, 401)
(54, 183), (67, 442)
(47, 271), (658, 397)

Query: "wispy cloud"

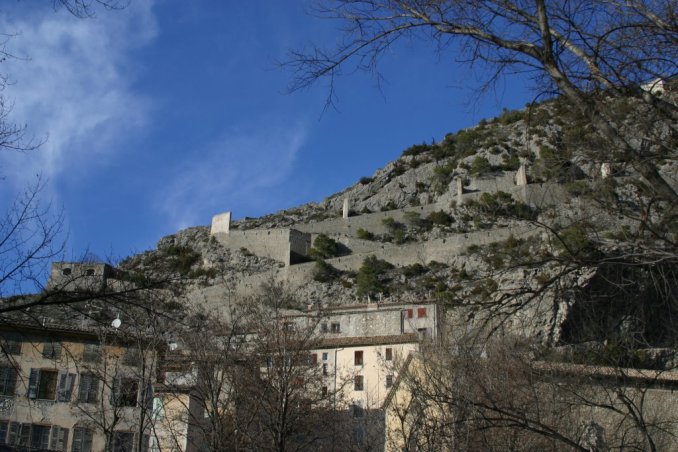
(0, 1), (157, 187)
(158, 119), (308, 230)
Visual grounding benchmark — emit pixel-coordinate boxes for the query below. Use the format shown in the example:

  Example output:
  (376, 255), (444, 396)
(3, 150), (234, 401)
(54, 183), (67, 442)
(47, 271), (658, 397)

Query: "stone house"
(0, 321), (159, 451)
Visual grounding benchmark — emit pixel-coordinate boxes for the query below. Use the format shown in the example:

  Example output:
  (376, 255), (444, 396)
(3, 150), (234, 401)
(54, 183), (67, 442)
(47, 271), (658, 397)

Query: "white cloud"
(158, 120), (308, 230)
(0, 1), (157, 186)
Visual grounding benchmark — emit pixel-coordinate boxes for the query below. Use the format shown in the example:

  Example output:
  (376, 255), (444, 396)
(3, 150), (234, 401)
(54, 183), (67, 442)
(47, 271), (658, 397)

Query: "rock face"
(119, 99), (677, 349)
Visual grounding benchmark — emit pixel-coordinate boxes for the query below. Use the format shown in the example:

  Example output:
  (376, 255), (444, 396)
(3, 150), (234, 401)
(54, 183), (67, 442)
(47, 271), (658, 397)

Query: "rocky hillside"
(117, 95), (677, 363)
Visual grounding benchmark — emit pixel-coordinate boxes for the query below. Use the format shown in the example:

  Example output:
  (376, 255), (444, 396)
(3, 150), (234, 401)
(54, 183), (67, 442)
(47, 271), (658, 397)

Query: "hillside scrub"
(356, 255), (394, 297)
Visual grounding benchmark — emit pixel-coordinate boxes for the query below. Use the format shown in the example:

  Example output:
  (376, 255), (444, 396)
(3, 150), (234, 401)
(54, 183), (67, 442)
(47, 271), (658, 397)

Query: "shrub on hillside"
(309, 234), (341, 260)
(356, 228), (375, 240)
(469, 156), (492, 176)
(313, 259), (340, 283)
(356, 255), (394, 297)
(426, 210), (453, 227)
(401, 142), (432, 157)
(165, 245), (201, 275)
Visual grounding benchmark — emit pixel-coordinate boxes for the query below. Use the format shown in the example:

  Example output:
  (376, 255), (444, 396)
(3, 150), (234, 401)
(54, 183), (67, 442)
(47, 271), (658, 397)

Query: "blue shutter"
(27, 369), (40, 399)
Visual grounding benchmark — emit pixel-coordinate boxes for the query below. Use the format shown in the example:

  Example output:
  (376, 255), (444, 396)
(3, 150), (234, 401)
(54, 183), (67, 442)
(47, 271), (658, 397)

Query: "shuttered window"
(0, 366), (17, 396)
(49, 426), (69, 451)
(72, 428), (93, 452)
(42, 342), (62, 360)
(57, 373), (76, 402)
(78, 373), (99, 403)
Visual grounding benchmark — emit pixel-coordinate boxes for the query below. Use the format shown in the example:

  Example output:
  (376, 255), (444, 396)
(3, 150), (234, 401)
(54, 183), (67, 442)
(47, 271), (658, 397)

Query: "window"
(122, 349), (141, 367)
(352, 403), (364, 418)
(0, 366), (17, 396)
(112, 432), (134, 452)
(78, 373), (99, 403)
(43, 341), (62, 359)
(321, 386), (328, 397)
(304, 353), (317, 365)
(404, 309), (413, 319)
(72, 427), (93, 452)
(30, 425), (51, 450)
(1, 336), (22, 355)
(386, 375), (394, 388)
(320, 323), (328, 333)
(354, 375), (364, 391)
(28, 369), (58, 400)
(322, 363), (328, 376)
(62, 268), (72, 276)
(57, 373), (76, 402)
(385, 347), (393, 361)
(85, 268), (95, 276)
(354, 351), (363, 366)
(152, 396), (165, 420)
(111, 377), (138, 407)
(330, 322), (341, 333)
(322, 352), (328, 361)
(0, 422), (19, 445)
(417, 307), (427, 318)
(82, 344), (101, 363)
(49, 426), (70, 451)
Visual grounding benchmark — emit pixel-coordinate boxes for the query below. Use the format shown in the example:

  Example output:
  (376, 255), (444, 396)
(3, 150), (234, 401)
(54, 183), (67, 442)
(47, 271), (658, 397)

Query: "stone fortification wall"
(468, 171), (517, 194)
(296, 204), (444, 237)
(212, 228), (311, 266)
(289, 229), (312, 264)
(190, 224), (539, 310)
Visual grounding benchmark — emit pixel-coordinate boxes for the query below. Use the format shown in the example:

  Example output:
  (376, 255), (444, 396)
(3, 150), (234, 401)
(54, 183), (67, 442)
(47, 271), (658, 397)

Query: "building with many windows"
(0, 320), (158, 451)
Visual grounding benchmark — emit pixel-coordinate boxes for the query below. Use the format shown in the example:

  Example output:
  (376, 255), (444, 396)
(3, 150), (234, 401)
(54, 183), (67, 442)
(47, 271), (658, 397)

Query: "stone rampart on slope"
(189, 224), (539, 310)
(212, 228), (311, 266)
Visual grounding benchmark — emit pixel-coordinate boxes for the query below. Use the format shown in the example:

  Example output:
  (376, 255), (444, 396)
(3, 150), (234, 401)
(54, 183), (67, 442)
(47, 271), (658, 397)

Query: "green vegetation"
(309, 234), (341, 259)
(401, 142), (433, 157)
(356, 228), (375, 240)
(426, 210), (453, 227)
(359, 176), (373, 185)
(356, 255), (394, 297)
(401, 263), (427, 277)
(313, 259), (340, 283)
(555, 225), (597, 259)
(382, 217), (407, 244)
(165, 245), (201, 275)
(466, 191), (537, 221)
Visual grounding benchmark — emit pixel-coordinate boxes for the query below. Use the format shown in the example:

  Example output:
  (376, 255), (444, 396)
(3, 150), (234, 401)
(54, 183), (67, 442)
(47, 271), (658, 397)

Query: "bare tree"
(288, 0), (677, 200)
(385, 336), (678, 451)
(234, 283), (347, 452)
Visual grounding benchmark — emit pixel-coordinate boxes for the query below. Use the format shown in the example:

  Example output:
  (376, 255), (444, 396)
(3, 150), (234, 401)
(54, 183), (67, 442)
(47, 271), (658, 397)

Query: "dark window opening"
(112, 377), (138, 407)
(330, 322), (340, 333)
(386, 375), (394, 388)
(354, 351), (363, 366)
(385, 347), (393, 361)
(354, 375), (364, 391)
(28, 369), (58, 400)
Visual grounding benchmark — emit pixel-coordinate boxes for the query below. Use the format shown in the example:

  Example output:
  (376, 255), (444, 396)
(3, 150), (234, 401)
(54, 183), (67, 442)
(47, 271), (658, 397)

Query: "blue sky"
(0, 1), (533, 264)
